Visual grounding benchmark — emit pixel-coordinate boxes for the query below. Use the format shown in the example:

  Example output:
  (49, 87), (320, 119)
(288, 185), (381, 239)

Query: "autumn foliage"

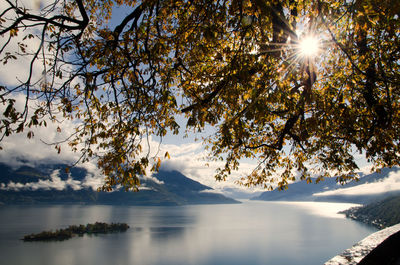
(0, 0), (399, 191)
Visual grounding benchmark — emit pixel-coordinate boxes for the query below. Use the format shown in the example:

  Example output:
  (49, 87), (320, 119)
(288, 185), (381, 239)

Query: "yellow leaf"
(156, 157), (161, 169)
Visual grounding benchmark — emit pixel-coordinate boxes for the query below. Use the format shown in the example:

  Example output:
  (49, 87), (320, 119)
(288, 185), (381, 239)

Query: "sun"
(298, 35), (320, 58)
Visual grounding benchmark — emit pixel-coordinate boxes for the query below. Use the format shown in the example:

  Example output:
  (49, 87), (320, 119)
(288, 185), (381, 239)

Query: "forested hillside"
(342, 195), (400, 229)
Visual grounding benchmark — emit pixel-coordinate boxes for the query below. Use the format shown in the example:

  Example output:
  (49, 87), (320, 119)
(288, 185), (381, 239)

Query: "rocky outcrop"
(324, 224), (400, 265)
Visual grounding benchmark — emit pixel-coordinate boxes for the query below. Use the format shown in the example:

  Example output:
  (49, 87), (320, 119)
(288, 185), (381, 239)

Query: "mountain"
(341, 194), (400, 229)
(0, 163), (239, 205)
(252, 167), (400, 204)
(151, 170), (240, 205)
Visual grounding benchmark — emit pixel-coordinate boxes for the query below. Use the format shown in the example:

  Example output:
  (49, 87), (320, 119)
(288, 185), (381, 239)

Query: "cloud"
(0, 0), (50, 12)
(0, 167), (107, 191)
(138, 184), (154, 191)
(198, 189), (224, 194)
(0, 0), (59, 87)
(81, 172), (104, 190)
(154, 140), (263, 194)
(0, 94), (107, 191)
(1, 169), (82, 191)
(141, 173), (164, 185)
(313, 169), (400, 197)
(0, 95), (82, 168)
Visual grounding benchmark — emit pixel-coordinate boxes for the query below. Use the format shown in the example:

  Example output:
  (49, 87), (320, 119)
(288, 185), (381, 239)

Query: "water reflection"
(149, 227), (186, 241)
(0, 201), (377, 265)
(276, 201), (361, 219)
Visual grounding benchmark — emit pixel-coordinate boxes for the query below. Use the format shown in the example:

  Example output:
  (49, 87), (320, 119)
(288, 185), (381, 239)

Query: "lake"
(0, 201), (377, 265)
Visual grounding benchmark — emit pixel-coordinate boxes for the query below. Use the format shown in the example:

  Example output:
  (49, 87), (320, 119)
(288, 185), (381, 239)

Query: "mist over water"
(0, 201), (376, 265)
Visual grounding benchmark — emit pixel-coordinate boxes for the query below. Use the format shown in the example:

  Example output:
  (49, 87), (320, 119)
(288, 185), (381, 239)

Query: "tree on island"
(0, 0), (399, 191)
(23, 222), (130, 241)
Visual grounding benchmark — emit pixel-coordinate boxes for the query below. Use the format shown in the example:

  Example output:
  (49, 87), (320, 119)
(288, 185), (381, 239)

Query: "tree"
(0, 0), (399, 191)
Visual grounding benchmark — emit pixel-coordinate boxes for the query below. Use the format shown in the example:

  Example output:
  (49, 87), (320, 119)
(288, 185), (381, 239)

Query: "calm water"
(0, 201), (377, 265)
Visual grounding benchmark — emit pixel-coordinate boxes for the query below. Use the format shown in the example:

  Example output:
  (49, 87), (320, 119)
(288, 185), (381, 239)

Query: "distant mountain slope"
(252, 167), (400, 204)
(153, 170), (236, 204)
(0, 163), (238, 205)
(341, 195), (400, 229)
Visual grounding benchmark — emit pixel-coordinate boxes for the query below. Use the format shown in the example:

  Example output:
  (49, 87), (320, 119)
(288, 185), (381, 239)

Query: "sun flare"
(298, 35), (320, 58)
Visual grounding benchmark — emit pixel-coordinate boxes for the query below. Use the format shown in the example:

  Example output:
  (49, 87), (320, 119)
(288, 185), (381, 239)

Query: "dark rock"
(357, 230), (400, 265)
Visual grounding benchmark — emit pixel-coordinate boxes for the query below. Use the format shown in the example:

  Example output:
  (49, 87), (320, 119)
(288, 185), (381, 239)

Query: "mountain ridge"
(0, 162), (239, 205)
(251, 167), (400, 204)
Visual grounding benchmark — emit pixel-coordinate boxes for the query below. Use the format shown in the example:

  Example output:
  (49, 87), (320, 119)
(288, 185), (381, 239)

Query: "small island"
(23, 222), (129, 242)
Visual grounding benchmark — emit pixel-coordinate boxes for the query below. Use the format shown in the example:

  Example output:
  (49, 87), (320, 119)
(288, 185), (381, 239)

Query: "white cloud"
(0, 0), (60, 87)
(0, 167), (107, 191)
(0, 94), (107, 190)
(314, 169), (400, 196)
(79, 167), (105, 190)
(199, 189), (224, 194)
(0, 0), (49, 12)
(154, 141), (262, 194)
(81, 174), (104, 190)
(1, 169), (80, 191)
(138, 184), (154, 191)
(141, 173), (164, 185)
(0, 95), (82, 168)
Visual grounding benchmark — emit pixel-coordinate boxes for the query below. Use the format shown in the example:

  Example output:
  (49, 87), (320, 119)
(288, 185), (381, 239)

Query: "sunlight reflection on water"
(275, 201), (361, 219)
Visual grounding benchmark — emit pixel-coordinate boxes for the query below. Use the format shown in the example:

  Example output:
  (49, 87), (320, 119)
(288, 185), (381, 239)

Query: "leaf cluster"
(0, 0), (399, 191)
